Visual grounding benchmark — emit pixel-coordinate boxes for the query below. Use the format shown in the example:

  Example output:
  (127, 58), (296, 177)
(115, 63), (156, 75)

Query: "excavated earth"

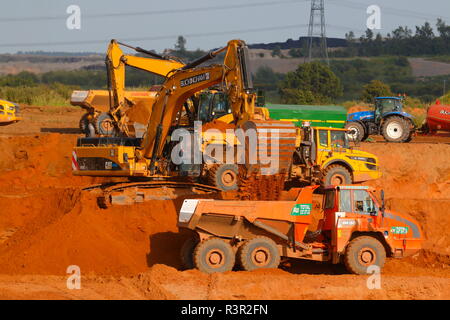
(0, 105), (449, 299)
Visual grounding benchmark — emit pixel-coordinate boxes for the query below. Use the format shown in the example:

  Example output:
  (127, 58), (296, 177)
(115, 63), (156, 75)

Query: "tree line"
(335, 19), (450, 57)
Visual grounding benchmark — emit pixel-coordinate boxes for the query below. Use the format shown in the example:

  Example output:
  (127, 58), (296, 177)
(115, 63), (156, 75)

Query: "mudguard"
(347, 111), (374, 122)
(382, 111), (414, 119)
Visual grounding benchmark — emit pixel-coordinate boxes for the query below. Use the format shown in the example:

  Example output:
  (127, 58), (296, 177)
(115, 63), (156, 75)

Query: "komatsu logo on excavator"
(180, 73), (210, 87)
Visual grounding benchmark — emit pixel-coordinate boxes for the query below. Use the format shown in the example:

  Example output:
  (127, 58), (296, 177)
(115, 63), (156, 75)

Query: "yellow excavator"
(70, 40), (185, 137)
(71, 40), (243, 138)
(72, 40), (297, 202)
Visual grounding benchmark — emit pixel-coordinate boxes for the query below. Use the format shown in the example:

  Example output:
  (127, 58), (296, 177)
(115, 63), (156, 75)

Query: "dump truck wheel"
(193, 238), (235, 274)
(238, 236), (280, 271)
(207, 164), (239, 191)
(344, 236), (386, 275)
(322, 164), (352, 186)
(382, 116), (410, 143)
(345, 122), (365, 142)
(95, 112), (117, 136)
(79, 113), (92, 136)
(180, 237), (199, 270)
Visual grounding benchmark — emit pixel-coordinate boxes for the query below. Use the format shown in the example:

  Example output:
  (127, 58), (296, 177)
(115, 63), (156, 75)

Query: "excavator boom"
(139, 40), (255, 161)
(106, 40), (184, 123)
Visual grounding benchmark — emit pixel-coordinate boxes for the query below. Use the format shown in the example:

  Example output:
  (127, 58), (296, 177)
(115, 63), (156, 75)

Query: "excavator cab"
(197, 91), (231, 123)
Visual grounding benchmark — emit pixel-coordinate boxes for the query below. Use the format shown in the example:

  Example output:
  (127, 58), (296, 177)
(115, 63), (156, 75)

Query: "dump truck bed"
(178, 186), (318, 245)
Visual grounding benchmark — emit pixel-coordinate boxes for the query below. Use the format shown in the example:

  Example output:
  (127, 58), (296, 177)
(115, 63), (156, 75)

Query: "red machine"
(422, 100), (450, 133)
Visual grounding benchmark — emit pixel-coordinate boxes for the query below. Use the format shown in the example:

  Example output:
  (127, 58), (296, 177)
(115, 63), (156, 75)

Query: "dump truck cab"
(178, 185), (422, 275)
(292, 125), (381, 185)
(321, 186), (423, 268)
(0, 99), (22, 126)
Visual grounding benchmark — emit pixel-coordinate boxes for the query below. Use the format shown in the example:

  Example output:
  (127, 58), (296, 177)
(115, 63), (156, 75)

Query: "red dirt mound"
(0, 133), (100, 192)
(0, 189), (187, 276)
(0, 184), (230, 276)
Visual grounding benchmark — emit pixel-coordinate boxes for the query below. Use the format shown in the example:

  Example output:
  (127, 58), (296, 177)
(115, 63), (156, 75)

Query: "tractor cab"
(374, 97), (404, 123)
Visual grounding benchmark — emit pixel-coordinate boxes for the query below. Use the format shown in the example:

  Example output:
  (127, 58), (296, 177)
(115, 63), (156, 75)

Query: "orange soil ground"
(0, 106), (449, 300)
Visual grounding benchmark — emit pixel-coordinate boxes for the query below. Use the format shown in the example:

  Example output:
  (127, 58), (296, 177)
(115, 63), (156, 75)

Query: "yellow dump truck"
(291, 124), (382, 186)
(0, 99), (22, 126)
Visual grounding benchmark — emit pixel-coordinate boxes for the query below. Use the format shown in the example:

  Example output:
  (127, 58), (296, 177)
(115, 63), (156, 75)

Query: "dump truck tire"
(206, 164), (239, 191)
(238, 236), (280, 271)
(193, 238), (235, 274)
(345, 122), (365, 142)
(180, 237), (199, 270)
(79, 113), (91, 135)
(344, 236), (386, 275)
(95, 112), (118, 136)
(382, 116), (410, 143)
(322, 164), (352, 186)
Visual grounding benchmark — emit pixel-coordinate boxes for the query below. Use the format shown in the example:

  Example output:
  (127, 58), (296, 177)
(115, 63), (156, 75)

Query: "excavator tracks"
(83, 180), (220, 208)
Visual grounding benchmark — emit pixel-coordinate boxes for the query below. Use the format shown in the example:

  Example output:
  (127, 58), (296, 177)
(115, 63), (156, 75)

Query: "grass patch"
(426, 56), (450, 64)
(0, 83), (77, 106)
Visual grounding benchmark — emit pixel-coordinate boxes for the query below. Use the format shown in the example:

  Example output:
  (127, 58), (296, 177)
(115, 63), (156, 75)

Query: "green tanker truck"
(265, 103), (347, 129)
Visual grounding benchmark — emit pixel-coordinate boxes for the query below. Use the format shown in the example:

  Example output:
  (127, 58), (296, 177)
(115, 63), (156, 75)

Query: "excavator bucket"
(237, 120), (297, 200)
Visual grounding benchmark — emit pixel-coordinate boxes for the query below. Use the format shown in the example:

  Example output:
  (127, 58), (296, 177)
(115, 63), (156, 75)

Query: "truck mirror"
(380, 190), (385, 216)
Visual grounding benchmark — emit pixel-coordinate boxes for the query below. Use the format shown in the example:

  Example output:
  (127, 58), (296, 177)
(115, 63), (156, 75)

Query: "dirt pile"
(0, 189), (185, 276)
(360, 142), (450, 257)
(0, 133), (98, 192)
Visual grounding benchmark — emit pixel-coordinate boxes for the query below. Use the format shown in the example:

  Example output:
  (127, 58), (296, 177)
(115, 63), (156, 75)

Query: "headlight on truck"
(347, 156), (375, 162)
(347, 156), (377, 170)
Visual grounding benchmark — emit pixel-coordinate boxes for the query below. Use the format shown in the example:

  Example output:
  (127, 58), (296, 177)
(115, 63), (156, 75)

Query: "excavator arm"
(138, 40), (256, 164)
(105, 40), (185, 126)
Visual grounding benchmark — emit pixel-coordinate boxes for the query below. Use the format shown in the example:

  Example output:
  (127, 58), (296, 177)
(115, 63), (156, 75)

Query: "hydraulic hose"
(181, 46), (226, 70)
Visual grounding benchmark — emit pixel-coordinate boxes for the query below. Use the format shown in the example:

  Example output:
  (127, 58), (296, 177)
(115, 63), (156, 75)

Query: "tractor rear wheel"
(382, 116), (410, 143)
(180, 236), (199, 270)
(344, 236), (386, 275)
(206, 164), (239, 191)
(345, 122), (365, 142)
(237, 236), (280, 271)
(322, 164), (352, 186)
(193, 238), (235, 274)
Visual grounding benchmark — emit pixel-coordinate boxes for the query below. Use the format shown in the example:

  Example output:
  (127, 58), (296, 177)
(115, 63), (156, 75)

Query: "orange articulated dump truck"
(178, 185), (423, 274)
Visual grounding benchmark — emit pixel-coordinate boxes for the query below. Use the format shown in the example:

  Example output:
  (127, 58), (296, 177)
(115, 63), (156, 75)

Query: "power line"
(0, 0), (310, 23)
(0, 22), (370, 49)
(0, 24), (310, 48)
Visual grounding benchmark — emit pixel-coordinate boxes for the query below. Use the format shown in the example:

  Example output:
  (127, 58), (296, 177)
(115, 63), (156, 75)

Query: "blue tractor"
(345, 97), (415, 143)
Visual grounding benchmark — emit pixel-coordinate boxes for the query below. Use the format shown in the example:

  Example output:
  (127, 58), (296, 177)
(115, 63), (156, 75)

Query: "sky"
(0, 0), (449, 54)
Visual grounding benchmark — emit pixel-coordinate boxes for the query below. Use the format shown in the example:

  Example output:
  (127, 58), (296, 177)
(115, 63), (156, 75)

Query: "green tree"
(279, 62), (343, 104)
(271, 45), (282, 58)
(174, 36), (187, 53)
(361, 80), (393, 103)
(288, 48), (302, 58)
